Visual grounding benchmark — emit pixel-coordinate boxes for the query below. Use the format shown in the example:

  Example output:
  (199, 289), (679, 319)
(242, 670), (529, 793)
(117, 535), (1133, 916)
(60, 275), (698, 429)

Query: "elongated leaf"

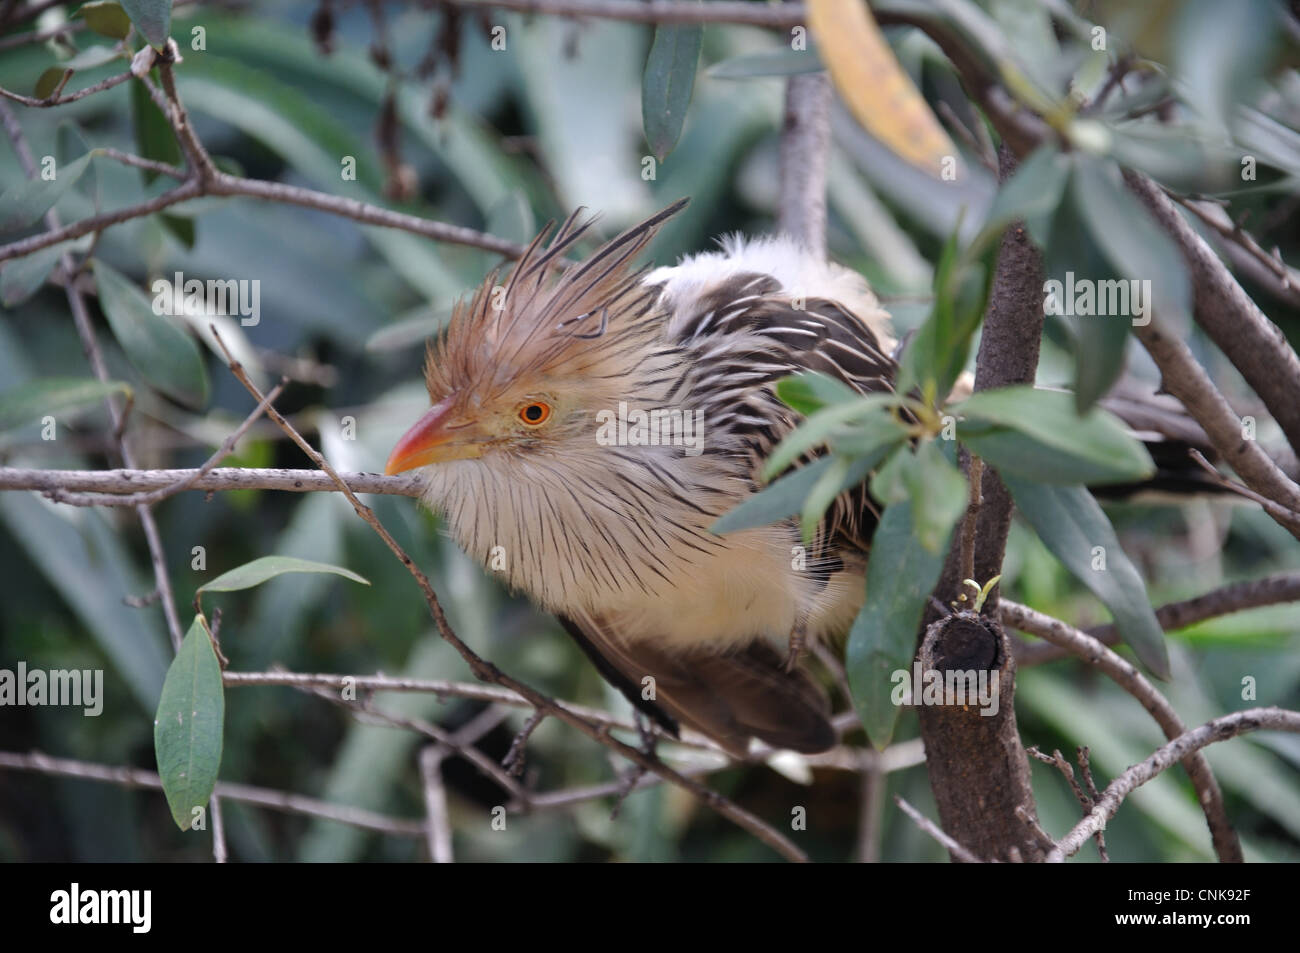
(0, 236), (90, 308)
(712, 457), (834, 535)
(801, 455), (852, 543)
(869, 440), (967, 554)
(198, 555), (370, 594)
(762, 393), (899, 479)
(76, 0), (133, 40)
(775, 371), (860, 415)
(1072, 155), (1190, 324)
(0, 152), (93, 232)
(1003, 478), (1169, 677)
(808, 0), (956, 176)
(154, 616), (225, 831)
(956, 386), (1154, 484)
(1042, 172), (1129, 412)
(642, 23), (702, 162)
(847, 501), (953, 747)
(709, 47), (823, 80)
(897, 218), (996, 401)
(120, 0), (172, 48)
(34, 68), (66, 100)
(94, 260), (209, 408)
(130, 74), (182, 183)
(62, 44), (124, 71)
(0, 377), (130, 430)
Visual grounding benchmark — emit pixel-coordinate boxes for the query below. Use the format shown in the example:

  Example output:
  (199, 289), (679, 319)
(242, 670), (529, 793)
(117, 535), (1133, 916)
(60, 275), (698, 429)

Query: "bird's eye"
(518, 401), (551, 426)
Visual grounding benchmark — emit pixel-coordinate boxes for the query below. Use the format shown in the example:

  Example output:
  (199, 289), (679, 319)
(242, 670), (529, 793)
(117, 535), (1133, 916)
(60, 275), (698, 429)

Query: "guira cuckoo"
(385, 197), (1225, 755)
(385, 199), (891, 755)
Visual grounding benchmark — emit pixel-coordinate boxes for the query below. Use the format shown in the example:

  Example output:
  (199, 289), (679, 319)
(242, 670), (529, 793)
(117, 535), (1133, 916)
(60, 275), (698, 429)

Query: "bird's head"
(384, 200), (688, 477)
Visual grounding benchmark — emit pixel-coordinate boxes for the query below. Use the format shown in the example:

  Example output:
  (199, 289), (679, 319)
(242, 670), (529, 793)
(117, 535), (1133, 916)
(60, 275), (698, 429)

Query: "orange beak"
(385, 398), (478, 474)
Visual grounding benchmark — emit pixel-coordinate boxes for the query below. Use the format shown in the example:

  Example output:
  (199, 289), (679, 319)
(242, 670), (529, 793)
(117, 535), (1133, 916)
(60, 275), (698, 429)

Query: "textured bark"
(916, 145), (1046, 862)
(778, 72), (832, 260)
(1124, 170), (1300, 460)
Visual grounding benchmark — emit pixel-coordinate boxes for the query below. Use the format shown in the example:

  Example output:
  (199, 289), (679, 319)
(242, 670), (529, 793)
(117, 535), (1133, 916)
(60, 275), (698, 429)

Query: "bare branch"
(0, 467), (425, 500)
(1014, 572), (1300, 666)
(1125, 170), (1300, 460)
(778, 73), (832, 260)
(419, 746), (454, 863)
(432, 0), (802, 26)
(894, 796), (983, 863)
(0, 69), (133, 107)
(0, 749), (428, 838)
(1000, 599), (1242, 863)
(1047, 708), (1300, 862)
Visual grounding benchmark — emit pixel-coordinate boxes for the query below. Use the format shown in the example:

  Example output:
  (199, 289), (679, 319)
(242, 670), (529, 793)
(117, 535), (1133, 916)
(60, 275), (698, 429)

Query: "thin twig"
(0, 69), (133, 107)
(894, 796), (983, 863)
(1000, 600), (1242, 863)
(1047, 708), (1300, 862)
(0, 750), (428, 838)
(419, 746), (454, 863)
(1014, 573), (1300, 666)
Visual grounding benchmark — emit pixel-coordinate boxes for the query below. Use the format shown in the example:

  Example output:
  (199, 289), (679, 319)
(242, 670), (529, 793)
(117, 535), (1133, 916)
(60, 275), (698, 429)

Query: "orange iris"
(519, 402), (551, 426)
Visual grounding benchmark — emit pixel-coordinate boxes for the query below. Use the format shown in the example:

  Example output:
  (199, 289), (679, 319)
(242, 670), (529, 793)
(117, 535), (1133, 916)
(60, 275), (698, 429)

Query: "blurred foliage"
(0, 0), (1298, 862)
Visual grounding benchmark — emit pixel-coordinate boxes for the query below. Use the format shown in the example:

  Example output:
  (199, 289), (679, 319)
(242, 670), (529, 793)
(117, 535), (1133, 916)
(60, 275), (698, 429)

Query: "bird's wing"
(669, 272), (900, 558)
(557, 612), (835, 756)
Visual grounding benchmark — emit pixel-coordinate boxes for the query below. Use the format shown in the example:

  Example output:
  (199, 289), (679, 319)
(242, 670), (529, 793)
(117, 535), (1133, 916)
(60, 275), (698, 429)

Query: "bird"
(384, 198), (896, 756)
(382, 199), (1215, 757)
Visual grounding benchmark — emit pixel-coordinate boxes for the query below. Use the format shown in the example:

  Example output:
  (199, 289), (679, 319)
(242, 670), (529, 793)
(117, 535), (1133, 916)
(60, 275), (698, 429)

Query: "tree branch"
(1125, 170), (1300, 459)
(917, 145), (1045, 863)
(778, 72), (832, 260)
(1046, 708), (1300, 862)
(1000, 600), (1242, 863)
(1014, 572), (1300, 667)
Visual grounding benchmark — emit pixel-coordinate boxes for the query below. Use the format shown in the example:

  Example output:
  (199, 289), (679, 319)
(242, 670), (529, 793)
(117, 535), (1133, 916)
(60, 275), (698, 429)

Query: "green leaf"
(75, 0), (133, 39)
(847, 501), (953, 747)
(982, 144), (1069, 247)
(0, 377), (130, 431)
(0, 236), (89, 308)
(712, 457), (835, 535)
(869, 441), (967, 554)
(198, 555), (370, 595)
(801, 455), (852, 544)
(762, 393), (899, 480)
(62, 44), (125, 71)
(1042, 172), (1129, 412)
(1072, 155), (1190, 324)
(34, 68), (66, 100)
(154, 616), (225, 831)
(120, 0), (172, 48)
(0, 151), (93, 232)
(1003, 478), (1170, 678)
(93, 259), (209, 408)
(775, 372), (860, 416)
(708, 47), (823, 80)
(897, 217), (997, 402)
(130, 75), (182, 183)
(160, 213), (196, 249)
(955, 386), (1155, 485)
(642, 23), (702, 162)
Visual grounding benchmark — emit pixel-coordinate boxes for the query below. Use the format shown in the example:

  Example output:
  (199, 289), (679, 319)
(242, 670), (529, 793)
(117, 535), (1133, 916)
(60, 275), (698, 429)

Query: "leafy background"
(0, 0), (1298, 861)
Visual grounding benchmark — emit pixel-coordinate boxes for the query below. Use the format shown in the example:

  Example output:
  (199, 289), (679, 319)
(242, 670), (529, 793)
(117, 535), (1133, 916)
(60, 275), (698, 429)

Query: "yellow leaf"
(808, 0), (958, 177)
